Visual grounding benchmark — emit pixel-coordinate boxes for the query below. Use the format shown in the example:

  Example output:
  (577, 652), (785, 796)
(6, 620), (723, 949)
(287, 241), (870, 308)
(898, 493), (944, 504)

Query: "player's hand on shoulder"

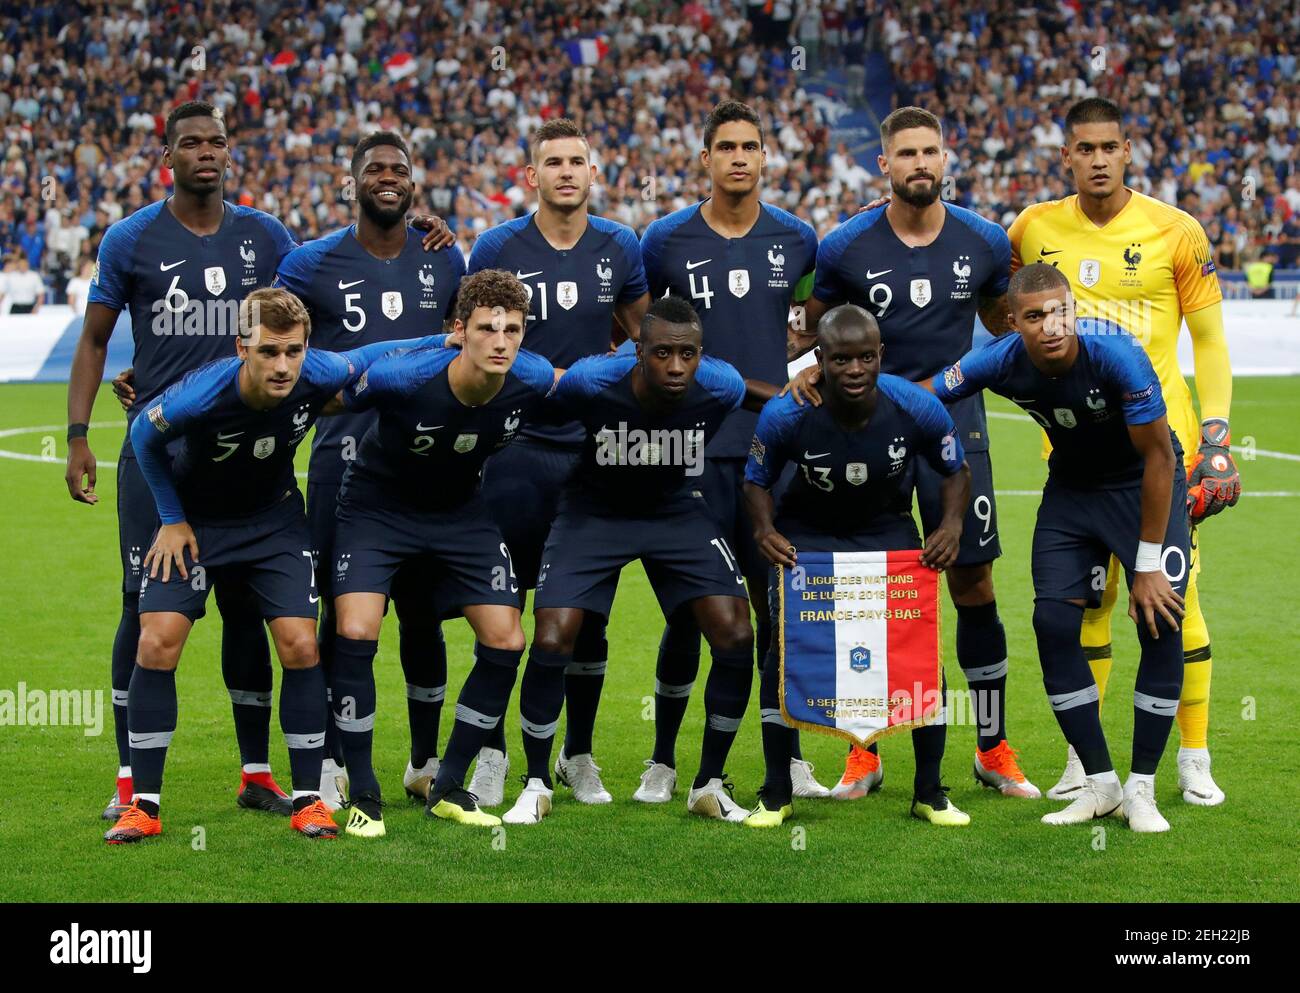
(920, 521), (962, 571)
(64, 437), (97, 504)
(858, 196), (891, 213)
(412, 213), (455, 251)
(1187, 419), (1241, 522)
(781, 365), (823, 407)
(144, 522), (199, 583)
(1127, 570), (1185, 640)
(112, 367), (136, 410)
(755, 528), (797, 568)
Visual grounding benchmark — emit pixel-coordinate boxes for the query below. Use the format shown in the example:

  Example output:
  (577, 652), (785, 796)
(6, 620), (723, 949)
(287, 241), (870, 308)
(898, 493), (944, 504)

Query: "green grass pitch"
(0, 379), (1296, 902)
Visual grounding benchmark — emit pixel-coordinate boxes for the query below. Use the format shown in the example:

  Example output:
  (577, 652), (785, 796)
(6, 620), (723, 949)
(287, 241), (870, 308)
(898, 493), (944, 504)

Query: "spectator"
(65, 256), (94, 316)
(1, 252), (45, 314)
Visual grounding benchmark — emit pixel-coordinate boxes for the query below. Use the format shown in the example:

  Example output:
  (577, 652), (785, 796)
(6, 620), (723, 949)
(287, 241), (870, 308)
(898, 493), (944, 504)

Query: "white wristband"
(1135, 541), (1162, 573)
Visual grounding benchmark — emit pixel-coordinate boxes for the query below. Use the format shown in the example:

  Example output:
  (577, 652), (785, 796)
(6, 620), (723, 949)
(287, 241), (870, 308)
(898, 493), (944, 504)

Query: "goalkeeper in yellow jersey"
(1008, 98), (1240, 807)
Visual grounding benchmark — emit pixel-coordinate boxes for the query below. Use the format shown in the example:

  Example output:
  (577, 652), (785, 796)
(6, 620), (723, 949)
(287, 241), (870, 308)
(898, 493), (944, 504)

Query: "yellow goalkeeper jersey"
(1008, 189), (1223, 462)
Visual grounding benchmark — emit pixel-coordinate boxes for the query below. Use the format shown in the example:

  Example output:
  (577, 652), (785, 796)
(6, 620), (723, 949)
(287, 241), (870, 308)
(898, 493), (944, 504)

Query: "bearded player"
(1008, 97), (1238, 806)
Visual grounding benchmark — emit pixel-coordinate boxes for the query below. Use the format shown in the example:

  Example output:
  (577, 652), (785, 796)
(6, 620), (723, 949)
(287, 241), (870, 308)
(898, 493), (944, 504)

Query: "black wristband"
(67, 423), (89, 441)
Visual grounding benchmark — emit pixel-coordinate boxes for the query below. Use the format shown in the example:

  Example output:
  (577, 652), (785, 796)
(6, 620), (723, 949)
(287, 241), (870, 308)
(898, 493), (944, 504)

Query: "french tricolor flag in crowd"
(563, 37), (609, 66)
(779, 551), (943, 747)
(385, 53), (418, 81)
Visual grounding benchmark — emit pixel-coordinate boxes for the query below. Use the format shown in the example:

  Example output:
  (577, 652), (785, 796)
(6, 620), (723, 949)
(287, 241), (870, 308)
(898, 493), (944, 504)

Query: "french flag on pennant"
(385, 52), (419, 81)
(563, 37), (609, 66)
(779, 550), (943, 747)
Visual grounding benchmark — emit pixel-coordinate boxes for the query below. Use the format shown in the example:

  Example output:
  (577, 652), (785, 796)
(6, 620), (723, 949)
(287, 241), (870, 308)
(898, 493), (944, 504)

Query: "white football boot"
(403, 757), (440, 801)
(1041, 776), (1123, 825)
(790, 758), (831, 798)
(502, 777), (554, 825)
(632, 760), (677, 803)
(319, 758), (348, 812)
(1045, 745), (1086, 800)
(1121, 779), (1171, 833)
(1177, 748), (1225, 806)
(467, 747), (510, 808)
(686, 777), (748, 823)
(554, 749), (613, 804)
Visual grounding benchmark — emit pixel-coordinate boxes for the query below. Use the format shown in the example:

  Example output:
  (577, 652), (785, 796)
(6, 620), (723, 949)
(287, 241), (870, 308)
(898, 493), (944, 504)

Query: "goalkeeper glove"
(1187, 418), (1241, 522)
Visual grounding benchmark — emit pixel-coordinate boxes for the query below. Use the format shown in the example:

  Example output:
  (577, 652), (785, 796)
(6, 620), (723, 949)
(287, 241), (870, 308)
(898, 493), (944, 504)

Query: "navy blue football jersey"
(746, 375), (965, 536)
(274, 224), (465, 486)
(129, 339), (415, 525)
(812, 203), (1010, 454)
(553, 352), (746, 513)
(640, 201), (817, 458)
(342, 344), (556, 510)
(467, 213), (647, 445)
(934, 320), (1174, 489)
(88, 200), (298, 426)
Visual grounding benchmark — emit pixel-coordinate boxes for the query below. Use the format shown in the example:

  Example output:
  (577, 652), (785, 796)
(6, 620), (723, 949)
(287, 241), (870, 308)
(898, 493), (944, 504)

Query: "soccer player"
(788, 106), (1037, 801)
(503, 296), (772, 825)
(743, 304), (972, 828)
(929, 264), (1189, 832)
(104, 287), (427, 843)
(466, 119), (649, 808)
(1009, 97), (1237, 806)
(274, 131), (465, 809)
(637, 100), (826, 804)
(329, 270), (556, 837)
(66, 102), (299, 820)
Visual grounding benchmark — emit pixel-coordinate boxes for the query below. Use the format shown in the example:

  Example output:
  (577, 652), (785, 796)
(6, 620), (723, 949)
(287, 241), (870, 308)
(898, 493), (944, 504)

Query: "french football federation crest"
(253, 436), (276, 459)
(556, 281), (578, 310)
(1053, 407), (1077, 429)
(1084, 389), (1107, 412)
(204, 266), (226, 295)
(849, 646), (872, 672)
(453, 433), (478, 453)
(382, 291), (403, 319)
(767, 247), (785, 273)
(292, 407), (310, 433)
(910, 278), (931, 307)
(239, 240), (256, 267)
(595, 260), (613, 287)
(845, 462), (868, 485)
(419, 265), (436, 291)
(1079, 259), (1101, 288)
(728, 269), (750, 298)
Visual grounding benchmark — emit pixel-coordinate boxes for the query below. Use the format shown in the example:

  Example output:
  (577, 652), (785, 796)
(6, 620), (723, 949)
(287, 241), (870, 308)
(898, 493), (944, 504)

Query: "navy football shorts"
(912, 449), (1000, 567)
(479, 439), (580, 591)
(1031, 472), (1191, 607)
(332, 496), (520, 619)
(136, 495), (318, 621)
(308, 479), (436, 613)
(117, 453), (158, 595)
(534, 492), (749, 619)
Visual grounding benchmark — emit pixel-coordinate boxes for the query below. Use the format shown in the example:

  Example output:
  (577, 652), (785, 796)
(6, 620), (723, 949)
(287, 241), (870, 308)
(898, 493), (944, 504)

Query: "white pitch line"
(0, 422), (308, 477)
(987, 410), (1300, 462)
(993, 488), (1298, 497)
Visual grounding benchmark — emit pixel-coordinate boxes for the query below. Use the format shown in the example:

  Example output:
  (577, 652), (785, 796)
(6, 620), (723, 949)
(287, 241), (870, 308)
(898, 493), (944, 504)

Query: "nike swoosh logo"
(338, 279), (365, 290)
(685, 259), (712, 270)
(865, 269), (892, 279)
(159, 260), (186, 271)
(415, 423), (443, 432)
(515, 270), (543, 280)
(308, 594), (320, 604)
(217, 431), (244, 440)
(978, 533), (997, 547)
(1038, 248), (1063, 257)
(804, 451), (830, 460)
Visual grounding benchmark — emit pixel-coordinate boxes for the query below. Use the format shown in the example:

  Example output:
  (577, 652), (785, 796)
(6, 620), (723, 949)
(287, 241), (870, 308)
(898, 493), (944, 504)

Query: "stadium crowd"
(0, 0), (1297, 309)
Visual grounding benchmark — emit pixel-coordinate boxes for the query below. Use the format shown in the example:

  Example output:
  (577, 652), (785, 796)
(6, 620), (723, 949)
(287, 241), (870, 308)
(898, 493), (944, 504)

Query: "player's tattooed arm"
(743, 480), (797, 568)
(1126, 416), (1186, 639)
(613, 292), (650, 346)
(977, 292), (1012, 336)
(65, 302), (121, 504)
(920, 462), (970, 571)
(787, 295), (829, 360)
